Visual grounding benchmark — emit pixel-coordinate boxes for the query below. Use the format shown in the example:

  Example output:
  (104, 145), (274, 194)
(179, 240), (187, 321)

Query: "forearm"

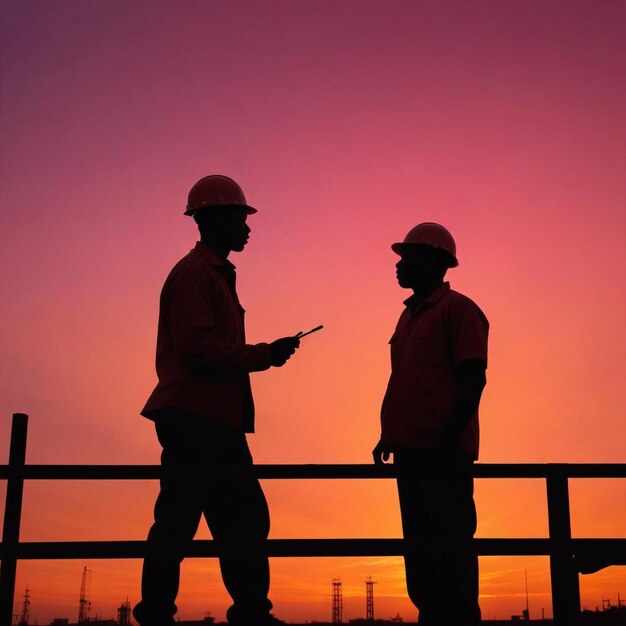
(178, 328), (273, 373)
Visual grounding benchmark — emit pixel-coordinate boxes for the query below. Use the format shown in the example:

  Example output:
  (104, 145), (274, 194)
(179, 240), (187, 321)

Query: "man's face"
(210, 206), (251, 252)
(395, 245), (446, 289)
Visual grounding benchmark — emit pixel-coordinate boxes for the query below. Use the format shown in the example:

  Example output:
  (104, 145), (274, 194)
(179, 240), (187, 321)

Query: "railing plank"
(3, 538), (624, 560)
(0, 413), (28, 626)
(1, 462), (625, 481)
(547, 467), (581, 625)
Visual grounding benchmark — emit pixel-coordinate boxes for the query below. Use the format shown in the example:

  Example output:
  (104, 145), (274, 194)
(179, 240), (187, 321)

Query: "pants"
(133, 414), (272, 626)
(395, 448), (480, 626)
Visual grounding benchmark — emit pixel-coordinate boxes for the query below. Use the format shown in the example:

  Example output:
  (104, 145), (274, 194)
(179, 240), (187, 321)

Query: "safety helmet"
(184, 175), (257, 216)
(391, 222), (458, 267)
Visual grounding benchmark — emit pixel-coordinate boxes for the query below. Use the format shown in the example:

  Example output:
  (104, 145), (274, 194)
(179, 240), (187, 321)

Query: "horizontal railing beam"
(2, 538), (624, 560)
(0, 463), (625, 480)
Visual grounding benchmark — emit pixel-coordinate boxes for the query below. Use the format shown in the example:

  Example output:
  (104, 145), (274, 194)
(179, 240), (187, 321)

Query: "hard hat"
(184, 175), (257, 216)
(391, 222), (458, 267)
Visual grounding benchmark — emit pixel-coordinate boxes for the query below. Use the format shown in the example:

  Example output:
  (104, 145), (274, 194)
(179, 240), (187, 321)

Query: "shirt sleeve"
(448, 297), (489, 367)
(165, 263), (273, 373)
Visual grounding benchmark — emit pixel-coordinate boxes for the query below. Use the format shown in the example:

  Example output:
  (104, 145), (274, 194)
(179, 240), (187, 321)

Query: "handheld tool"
(295, 325), (324, 339)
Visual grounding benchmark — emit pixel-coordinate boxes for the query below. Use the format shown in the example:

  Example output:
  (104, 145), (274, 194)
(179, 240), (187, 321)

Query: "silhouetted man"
(373, 223), (488, 626)
(134, 175), (300, 626)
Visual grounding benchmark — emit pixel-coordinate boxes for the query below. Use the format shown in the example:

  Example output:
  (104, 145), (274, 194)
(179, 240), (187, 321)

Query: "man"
(134, 175), (300, 626)
(373, 222), (488, 626)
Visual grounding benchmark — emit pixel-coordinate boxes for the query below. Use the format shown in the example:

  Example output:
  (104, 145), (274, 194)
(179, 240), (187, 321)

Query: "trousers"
(133, 413), (272, 626)
(395, 447), (480, 626)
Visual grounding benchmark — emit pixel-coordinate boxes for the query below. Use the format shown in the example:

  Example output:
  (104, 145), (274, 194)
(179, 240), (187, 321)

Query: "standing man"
(134, 175), (300, 626)
(373, 223), (488, 626)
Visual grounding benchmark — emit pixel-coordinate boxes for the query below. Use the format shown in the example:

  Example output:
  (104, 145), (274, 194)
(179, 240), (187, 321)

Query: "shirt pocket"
(408, 334), (449, 367)
(388, 331), (401, 361)
(213, 300), (243, 336)
(214, 301), (240, 321)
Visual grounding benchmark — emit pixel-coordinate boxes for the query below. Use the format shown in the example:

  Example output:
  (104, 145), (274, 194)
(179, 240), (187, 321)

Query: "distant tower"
(78, 566), (92, 623)
(332, 579), (343, 624)
(18, 587), (31, 626)
(117, 598), (132, 625)
(365, 576), (377, 621)
(522, 568), (530, 621)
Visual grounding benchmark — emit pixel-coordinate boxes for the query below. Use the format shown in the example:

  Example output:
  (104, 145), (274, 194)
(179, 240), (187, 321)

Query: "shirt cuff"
(249, 342), (273, 371)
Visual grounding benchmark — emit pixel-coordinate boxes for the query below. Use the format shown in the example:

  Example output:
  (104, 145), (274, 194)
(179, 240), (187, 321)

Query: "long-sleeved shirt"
(142, 241), (273, 431)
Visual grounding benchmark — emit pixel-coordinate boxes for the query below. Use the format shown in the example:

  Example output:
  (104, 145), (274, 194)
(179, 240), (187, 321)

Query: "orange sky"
(1, 0), (625, 622)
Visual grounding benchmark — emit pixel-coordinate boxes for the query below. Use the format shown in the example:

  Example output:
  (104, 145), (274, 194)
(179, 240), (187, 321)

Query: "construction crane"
(78, 566), (92, 623)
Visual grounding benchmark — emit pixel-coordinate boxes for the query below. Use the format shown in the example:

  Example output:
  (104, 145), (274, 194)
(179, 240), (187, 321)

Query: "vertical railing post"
(546, 464), (581, 626)
(0, 413), (28, 626)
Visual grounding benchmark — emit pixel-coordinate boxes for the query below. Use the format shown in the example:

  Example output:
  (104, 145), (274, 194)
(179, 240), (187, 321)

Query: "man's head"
(185, 175), (255, 254)
(193, 206), (250, 252)
(392, 222), (458, 290)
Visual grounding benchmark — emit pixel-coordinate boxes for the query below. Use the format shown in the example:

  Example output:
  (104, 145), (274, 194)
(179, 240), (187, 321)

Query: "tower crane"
(78, 566), (92, 623)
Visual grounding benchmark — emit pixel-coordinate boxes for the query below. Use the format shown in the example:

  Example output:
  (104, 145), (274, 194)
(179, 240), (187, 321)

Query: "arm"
(439, 296), (489, 449)
(442, 358), (487, 444)
(167, 265), (274, 373)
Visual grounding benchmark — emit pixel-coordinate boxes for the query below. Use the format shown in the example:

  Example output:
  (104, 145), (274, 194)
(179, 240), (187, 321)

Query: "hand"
(372, 439), (392, 465)
(270, 336), (300, 367)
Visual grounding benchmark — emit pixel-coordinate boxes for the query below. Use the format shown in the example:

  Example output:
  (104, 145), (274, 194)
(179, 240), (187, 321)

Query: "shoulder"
(163, 248), (219, 292)
(171, 247), (216, 276)
(442, 289), (489, 327)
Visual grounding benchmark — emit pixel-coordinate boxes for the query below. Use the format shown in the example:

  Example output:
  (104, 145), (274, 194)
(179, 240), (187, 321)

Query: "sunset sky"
(1, 0), (625, 622)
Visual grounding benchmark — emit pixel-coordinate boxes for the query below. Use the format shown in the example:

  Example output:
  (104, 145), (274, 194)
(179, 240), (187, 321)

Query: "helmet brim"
(391, 242), (458, 267)
(184, 203), (258, 216)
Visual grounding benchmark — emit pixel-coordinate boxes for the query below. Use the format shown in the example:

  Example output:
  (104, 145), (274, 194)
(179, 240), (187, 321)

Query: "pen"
(295, 325), (324, 339)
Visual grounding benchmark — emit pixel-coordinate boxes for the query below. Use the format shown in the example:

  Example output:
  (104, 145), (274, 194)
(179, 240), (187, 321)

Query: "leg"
(421, 469), (479, 626)
(202, 433), (273, 625)
(396, 450), (480, 626)
(133, 419), (204, 626)
(396, 459), (443, 625)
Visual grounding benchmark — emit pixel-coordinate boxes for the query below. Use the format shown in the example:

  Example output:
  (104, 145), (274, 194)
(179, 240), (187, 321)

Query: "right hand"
(270, 336), (300, 367)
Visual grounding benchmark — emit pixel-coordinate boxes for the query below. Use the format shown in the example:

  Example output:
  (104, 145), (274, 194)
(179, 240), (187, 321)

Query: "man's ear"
(193, 209), (217, 230)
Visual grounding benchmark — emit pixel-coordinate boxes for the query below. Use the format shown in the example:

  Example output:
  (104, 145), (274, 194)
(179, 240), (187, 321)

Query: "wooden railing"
(1, 413), (625, 625)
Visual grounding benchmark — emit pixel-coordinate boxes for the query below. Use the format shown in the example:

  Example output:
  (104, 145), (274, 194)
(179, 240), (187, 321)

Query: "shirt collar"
(403, 281), (450, 309)
(194, 241), (236, 271)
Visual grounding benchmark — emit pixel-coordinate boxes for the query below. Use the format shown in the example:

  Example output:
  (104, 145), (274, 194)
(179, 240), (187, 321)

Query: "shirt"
(142, 242), (273, 431)
(380, 282), (489, 459)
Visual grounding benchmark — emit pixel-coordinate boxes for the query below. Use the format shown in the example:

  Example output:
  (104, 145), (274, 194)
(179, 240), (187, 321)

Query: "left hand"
(372, 439), (393, 465)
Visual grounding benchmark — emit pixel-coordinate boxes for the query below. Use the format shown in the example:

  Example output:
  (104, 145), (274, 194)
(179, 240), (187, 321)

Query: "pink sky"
(1, 0), (625, 622)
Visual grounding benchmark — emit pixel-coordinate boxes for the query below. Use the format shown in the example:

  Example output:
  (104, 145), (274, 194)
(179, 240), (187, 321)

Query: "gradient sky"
(1, 0), (625, 622)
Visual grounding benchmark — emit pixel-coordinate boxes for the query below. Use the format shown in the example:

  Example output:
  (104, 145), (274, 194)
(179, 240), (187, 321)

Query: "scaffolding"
(365, 576), (376, 621)
(117, 597), (132, 625)
(332, 578), (343, 624)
